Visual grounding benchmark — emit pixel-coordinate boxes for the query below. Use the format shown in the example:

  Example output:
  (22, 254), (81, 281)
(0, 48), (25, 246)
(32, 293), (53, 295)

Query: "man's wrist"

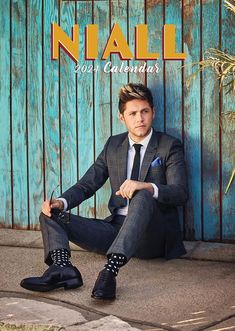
(149, 183), (158, 199)
(56, 198), (68, 211)
(142, 182), (154, 195)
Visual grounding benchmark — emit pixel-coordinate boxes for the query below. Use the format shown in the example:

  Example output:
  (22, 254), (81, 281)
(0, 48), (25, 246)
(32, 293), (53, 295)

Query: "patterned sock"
(50, 248), (72, 267)
(104, 253), (127, 276)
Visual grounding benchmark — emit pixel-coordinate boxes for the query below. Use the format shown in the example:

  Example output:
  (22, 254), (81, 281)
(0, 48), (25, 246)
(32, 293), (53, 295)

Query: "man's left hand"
(116, 180), (154, 199)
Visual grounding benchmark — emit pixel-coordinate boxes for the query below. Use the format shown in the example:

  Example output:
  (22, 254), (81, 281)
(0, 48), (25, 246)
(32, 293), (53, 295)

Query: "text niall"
(51, 22), (187, 62)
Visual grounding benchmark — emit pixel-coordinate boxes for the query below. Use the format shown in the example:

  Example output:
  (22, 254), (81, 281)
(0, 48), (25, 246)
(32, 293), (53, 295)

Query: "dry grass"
(224, 0), (235, 13)
(220, 111), (235, 129)
(190, 48), (235, 94)
(186, 0), (235, 96)
(222, 111), (235, 121)
(186, 1), (235, 194)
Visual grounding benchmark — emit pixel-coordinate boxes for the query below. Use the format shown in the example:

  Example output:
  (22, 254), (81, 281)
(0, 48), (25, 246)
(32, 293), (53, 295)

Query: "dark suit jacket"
(61, 129), (188, 259)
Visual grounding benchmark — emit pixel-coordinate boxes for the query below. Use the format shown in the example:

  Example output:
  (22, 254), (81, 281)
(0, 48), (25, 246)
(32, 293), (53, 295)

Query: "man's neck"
(128, 128), (153, 144)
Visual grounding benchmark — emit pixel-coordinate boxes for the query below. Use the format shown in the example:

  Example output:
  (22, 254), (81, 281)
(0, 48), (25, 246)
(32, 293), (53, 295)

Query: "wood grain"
(0, 0), (11, 228)
(201, 0), (220, 241)
(94, 0), (111, 219)
(43, 0), (60, 208)
(128, 0), (145, 84)
(27, 0), (43, 229)
(110, 0), (128, 136)
(183, 0), (201, 240)
(221, 2), (235, 241)
(60, 1), (77, 201)
(76, 0), (95, 218)
(146, 0), (164, 132)
(11, 0), (28, 229)
(165, 0), (184, 232)
(165, 0), (182, 140)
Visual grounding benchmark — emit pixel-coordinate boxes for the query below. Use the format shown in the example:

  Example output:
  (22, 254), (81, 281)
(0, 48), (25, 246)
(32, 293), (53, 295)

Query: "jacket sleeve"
(157, 138), (188, 206)
(61, 137), (110, 210)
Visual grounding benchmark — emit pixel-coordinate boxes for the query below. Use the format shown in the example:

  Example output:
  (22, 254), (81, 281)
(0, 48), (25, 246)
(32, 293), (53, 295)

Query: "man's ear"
(119, 113), (125, 123)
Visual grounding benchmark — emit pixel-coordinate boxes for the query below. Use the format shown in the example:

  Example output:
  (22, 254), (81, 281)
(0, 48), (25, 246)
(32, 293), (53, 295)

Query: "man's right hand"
(41, 199), (64, 218)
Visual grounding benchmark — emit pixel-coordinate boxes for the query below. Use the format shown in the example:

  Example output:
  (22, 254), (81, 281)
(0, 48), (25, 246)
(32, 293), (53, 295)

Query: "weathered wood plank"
(221, 2), (235, 241)
(128, 0), (145, 84)
(111, 0), (128, 136)
(94, 0), (111, 219)
(43, 0), (60, 204)
(146, 0), (164, 132)
(60, 1), (77, 199)
(165, 0), (182, 140)
(76, 1), (95, 218)
(202, 0), (220, 240)
(0, 1), (12, 228)
(27, 0), (43, 229)
(11, 0), (28, 229)
(165, 0), (184, 232)
(183, 0), (201, 240)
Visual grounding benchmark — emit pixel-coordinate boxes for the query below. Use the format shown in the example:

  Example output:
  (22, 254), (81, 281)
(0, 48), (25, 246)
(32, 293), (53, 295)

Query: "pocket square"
(151, 157), (163, 167)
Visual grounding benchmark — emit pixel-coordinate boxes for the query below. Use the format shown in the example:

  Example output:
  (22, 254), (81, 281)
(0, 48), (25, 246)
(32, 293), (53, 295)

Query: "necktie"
(130, 144), (142, 181)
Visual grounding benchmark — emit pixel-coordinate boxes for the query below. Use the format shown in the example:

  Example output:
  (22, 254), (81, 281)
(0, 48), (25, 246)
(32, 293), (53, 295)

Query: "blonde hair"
(118, 83), (154, 114)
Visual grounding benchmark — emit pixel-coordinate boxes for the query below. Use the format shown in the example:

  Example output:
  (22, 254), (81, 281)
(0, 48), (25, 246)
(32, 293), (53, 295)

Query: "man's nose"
(136, 113), (144, 122)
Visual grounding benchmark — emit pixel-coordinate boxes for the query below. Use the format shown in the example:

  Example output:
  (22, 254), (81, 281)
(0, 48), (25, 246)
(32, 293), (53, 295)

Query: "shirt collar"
(128, 128), (153, 150)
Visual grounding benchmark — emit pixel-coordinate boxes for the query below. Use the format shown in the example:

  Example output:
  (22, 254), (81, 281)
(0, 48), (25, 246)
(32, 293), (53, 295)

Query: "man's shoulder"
(154, 130), (182, 146)
(107, 132), (128, 146)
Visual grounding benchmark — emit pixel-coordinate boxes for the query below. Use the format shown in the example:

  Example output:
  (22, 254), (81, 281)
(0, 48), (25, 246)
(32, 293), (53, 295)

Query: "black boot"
(91, 269), (116, 300)
(20, 264), (83, 292)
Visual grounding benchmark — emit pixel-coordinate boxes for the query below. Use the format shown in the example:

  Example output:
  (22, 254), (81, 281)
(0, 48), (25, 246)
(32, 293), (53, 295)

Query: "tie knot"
(133, 144), (142, 153)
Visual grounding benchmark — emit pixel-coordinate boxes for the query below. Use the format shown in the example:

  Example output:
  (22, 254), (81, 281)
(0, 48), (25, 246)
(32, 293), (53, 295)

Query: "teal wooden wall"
(0, 0), (234, 242)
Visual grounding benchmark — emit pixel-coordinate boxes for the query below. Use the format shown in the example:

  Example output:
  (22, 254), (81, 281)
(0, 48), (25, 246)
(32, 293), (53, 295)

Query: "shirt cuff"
(56, 198), (68, 211)
(150, 183), (159, 199)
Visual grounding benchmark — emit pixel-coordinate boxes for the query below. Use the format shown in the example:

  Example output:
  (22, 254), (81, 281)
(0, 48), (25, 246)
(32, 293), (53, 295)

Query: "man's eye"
(130, 113), (136, 116)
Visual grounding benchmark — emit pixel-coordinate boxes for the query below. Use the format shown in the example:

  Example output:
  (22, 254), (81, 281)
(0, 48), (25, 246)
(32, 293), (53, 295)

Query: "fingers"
(41, 199), (64, 218)
(116, 189), (132, 199)
(41, 200), (51, 217)
(115, 180), (136, 199)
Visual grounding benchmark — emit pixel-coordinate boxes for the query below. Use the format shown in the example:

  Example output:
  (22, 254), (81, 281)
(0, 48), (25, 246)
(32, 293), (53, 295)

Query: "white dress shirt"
(116, 128), (158, 216)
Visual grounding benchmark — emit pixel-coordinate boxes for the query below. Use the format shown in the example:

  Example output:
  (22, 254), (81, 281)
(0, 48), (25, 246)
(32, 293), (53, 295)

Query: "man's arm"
(157, 138), (188, 206)
(116, 180), (154, 199)
(116, 138), (188, 206)
(60, 137), (111, 210)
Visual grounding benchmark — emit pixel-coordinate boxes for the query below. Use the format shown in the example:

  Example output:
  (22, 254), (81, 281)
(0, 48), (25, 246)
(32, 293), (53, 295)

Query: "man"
(21, 83), (188, 299)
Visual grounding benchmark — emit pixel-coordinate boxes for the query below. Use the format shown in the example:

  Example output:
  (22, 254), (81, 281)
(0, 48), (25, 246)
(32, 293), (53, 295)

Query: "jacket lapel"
(139, 130), (159, 181)
(117, 134), (129, 186)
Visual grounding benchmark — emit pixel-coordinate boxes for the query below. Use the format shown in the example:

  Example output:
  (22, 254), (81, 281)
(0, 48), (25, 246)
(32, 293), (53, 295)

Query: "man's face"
(119, 99), (155, 142)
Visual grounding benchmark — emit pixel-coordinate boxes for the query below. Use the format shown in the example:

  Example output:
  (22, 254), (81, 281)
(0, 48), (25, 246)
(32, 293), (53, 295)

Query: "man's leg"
(39, 212), (123, 265)
(92, 189), (166, 299)
(20, 212), (124, 292)
(107, 189), (162, 260)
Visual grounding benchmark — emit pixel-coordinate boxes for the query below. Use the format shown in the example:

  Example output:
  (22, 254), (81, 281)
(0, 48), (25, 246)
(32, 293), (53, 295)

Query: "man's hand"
(41, 199), (64, 218)
(116, 180), (154, 199)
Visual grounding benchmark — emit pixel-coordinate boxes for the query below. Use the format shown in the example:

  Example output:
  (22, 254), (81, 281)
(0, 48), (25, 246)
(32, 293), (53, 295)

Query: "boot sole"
(21, 278), (83, 292)
(91, 293), (116, 300)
